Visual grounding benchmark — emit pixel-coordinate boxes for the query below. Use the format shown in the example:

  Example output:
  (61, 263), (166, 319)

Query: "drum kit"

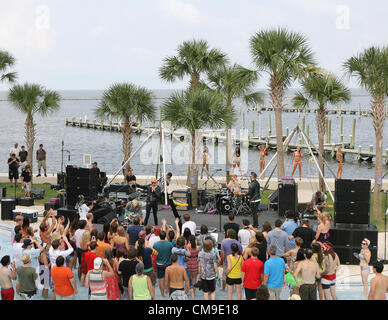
(217, 187), (251, 216)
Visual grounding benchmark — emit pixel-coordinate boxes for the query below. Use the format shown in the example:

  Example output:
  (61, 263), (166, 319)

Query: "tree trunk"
(190, 74), (199, 90)
(25, 115), (36, 181)
(225, 100), (233, 183)
(188, 131), (200, 207)
(372, 96), (385, 221)
(122, 121), (132, 177)
(317, 108), (326, 191)
(270, 80), (285, 179)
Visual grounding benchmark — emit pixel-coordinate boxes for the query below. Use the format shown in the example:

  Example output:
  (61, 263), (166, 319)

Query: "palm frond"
(249, 27), (316, 89)
(159, 39), (228, 87)
(95, 83), (155, 124)
(0, 50), (17, 83)
(162, 89), (234, 133)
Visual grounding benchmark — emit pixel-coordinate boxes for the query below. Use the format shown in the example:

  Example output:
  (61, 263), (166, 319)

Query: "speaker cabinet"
(57, 207), (77, 222)
(66, 166), (99, 207)
(278, 179), (298, 217)
(329, 228), (353, 247)
(335, 246), (377, 265)
(335, 179), (370, 225)
(96, 211), (116, 225)
(331, 224), (378, 265)
(1, 198), (16, 220)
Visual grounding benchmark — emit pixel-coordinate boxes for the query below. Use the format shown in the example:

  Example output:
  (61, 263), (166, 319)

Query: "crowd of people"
(7, 142), (47, 197)
(1, 205), (387, 301)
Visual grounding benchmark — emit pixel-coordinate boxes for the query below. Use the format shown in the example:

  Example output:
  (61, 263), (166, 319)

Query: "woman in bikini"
(354, 238), (371, 300)
(314, 208), (331, 244)
(291, 147), (303, 180)
(232, 147), (242, 176)
(336, 147), (343, 179)
(258, 145), (268, 178)
(200, 146), (210, 179)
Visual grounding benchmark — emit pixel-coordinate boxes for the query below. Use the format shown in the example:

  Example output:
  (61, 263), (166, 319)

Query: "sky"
(0, 0), (387, 91)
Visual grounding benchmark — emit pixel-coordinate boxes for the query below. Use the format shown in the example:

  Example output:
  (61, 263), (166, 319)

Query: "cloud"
(293, 0), (337, 15)
(157, 0), (201, 24)
(0, 1), (58, 59)
(91, 25), (109, 37)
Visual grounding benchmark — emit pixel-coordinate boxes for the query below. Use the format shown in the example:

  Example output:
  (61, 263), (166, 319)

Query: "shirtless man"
(368, 261), (388, 300)
(39, 209), (57, 246)
(0, 255), (17, 300)
(164, 254), (190, 300)
(85, 212), (94, 232)
(336, 147), (343, 179)
(293, 249), (321, 300)
(259, 145), (268, 178)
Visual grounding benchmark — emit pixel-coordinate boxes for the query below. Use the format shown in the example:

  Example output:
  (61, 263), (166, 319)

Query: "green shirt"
(153, 241), (173, 266)
(132, 274), (151, 300)
(16, 266), (37, 294)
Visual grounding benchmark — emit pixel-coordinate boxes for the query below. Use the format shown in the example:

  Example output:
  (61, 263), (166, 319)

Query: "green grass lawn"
(0, 182), (59, 205)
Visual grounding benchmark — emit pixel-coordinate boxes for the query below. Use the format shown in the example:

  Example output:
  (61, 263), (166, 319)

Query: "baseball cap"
(21, 253), (31, 265)
(22, 238), (32, 249)
(94, 257), (102, 269)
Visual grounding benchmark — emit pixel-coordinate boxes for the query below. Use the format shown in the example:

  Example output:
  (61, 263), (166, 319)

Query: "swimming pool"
(0, 225), (385, 300)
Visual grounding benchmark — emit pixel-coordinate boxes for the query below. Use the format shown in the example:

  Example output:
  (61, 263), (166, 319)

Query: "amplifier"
(44, 202), (59, 210)
(57, 207), (77, 222)
(18, 197), (34, 207)
(172, 189), (192, 211)
(109, 192), (129, 200)
(107, 183), (131, 194)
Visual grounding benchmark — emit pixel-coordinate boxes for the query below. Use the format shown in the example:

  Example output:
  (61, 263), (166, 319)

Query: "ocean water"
(0, 89), (385, 179)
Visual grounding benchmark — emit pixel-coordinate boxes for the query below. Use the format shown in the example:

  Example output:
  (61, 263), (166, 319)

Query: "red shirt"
(241, 257), (264, 289)
(84, 251), (99, 273)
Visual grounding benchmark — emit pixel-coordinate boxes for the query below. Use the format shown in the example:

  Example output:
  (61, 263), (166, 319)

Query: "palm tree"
(8, 83), (60, 174)
(293, 73), (350, 191)
(160, 39), (228, 185)
(95, 83), (155, 173)
(159, 39), (228, 90)
(250, 28), (315, 178)
(0, 50), (17, 83)
(162, 89), (234, 206)
(206, 64), (264, 182)
(344, 46), (388, 221)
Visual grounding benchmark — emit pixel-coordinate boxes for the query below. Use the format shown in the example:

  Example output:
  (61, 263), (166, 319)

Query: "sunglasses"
(361, 242), (367, 245)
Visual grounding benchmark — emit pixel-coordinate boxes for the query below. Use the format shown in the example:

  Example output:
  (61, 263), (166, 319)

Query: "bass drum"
(219, 197), (232, 215)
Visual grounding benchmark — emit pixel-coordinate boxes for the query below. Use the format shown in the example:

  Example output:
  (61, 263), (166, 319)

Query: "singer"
(246, 172), (261, 228)
(136, 179), (162, 226)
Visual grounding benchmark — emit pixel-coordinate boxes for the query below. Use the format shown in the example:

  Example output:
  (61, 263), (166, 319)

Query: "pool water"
(0, 225), (385, 301)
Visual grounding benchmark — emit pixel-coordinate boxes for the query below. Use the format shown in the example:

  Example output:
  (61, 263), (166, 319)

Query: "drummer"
(227, 174), (242, 194)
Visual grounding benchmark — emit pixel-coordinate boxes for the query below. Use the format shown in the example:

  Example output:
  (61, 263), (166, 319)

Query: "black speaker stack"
(65, 166), (98, 208)
(332, 179), (377, 265)
(56, 166), (107, 223)
(277, 178), (298, 217)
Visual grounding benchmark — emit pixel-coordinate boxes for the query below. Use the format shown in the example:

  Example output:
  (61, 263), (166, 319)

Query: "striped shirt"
(89, 270), (107, 300)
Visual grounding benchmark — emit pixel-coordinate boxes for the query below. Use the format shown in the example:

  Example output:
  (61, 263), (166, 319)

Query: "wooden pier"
(246, 105), (387, 117)
(65, 117), (388, 164)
